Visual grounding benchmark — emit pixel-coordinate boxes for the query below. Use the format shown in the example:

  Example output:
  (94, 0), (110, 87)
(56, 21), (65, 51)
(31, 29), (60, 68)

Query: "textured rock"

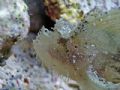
(86, 9), (120, 89)
(44, 0), (120, 22)
(24, 0), (55, 33)
(43, 0), (84, 23)
(0, 0), (30, 63)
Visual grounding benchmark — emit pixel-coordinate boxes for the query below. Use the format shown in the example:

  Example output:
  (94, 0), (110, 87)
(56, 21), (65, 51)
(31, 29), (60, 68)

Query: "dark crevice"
(24, 0), (55, 33)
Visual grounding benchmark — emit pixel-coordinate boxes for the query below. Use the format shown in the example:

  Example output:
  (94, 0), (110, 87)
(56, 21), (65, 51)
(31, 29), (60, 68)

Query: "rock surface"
(0, 0), (30, 61)
(24, 0), (55, 33)
(0, 0), (29, 39)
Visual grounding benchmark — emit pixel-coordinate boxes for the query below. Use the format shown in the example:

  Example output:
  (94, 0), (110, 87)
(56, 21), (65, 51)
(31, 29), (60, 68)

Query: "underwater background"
(0, 0), (120, 90)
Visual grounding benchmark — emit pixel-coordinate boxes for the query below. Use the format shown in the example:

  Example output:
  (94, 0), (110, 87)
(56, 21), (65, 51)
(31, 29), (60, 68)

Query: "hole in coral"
(74, 45), (78, 48)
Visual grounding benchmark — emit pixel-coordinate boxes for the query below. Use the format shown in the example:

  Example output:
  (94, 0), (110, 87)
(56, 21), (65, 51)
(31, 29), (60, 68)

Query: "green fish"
(33, 9), (120, 90)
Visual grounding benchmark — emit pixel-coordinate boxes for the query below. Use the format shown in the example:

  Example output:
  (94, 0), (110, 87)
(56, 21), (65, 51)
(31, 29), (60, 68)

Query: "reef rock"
(0, 0), (30, 62)
(24, 0), (44, 32)
(44, 0), (120, 22)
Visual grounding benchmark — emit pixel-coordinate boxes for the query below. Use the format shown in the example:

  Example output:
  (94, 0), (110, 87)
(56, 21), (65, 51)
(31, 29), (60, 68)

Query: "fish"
(33, 9), (120, 90)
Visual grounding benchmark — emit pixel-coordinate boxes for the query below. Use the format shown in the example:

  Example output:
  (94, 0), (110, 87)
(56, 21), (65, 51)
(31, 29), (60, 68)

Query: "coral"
(43, 0), (84, 23)
(86, 9), (120, 89)
(0, 0), (29, 38)
(0, 0), (30, 63)
(77, 0), (120, 13)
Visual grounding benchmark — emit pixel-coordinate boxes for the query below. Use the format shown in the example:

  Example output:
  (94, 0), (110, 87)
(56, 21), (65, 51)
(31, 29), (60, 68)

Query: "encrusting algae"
(43, 0), (84, 23)
(33, 9), (120, 90)
(43, 0), (120, 23)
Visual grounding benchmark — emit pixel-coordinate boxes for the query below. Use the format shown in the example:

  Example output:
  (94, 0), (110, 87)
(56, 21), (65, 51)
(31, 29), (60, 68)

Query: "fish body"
(33, 9), (120, 90)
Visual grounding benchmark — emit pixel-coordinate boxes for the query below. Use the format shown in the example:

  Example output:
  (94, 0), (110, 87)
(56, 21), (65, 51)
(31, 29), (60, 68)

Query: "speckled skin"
(34, 9), (120, 90)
